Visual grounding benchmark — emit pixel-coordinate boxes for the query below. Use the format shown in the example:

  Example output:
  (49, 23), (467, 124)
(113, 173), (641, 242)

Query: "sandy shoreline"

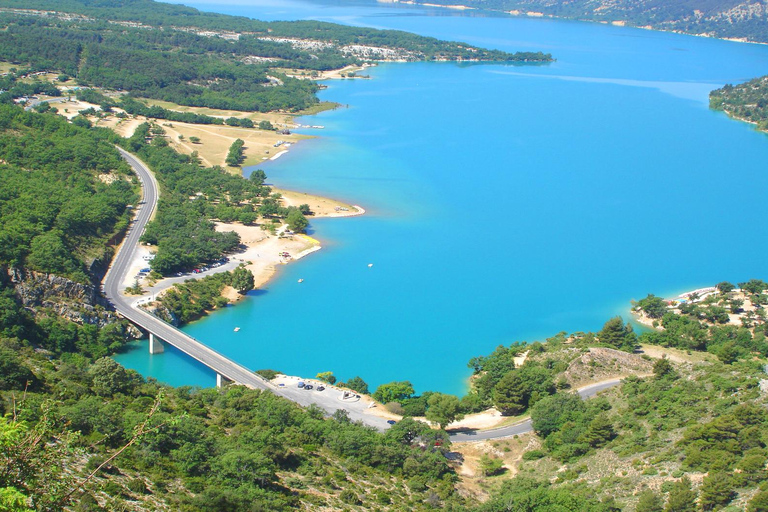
(213, 191), (365, 293)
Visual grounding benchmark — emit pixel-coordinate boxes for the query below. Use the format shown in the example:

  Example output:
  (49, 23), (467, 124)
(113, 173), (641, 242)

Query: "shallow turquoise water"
(119, 0), (768, 394)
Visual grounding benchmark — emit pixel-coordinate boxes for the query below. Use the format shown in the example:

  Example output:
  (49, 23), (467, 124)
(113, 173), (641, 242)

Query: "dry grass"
(156, 120), (310, 170)
(560, 347), (654, 388)
(637, 344), (716, 364)
(452, 434), (540, 502)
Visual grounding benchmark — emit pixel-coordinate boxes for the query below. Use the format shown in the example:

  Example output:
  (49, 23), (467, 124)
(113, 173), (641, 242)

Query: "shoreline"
(395, 0), (768, 47)
(215, 196), (365, 294)
(126, 190), (365, 308)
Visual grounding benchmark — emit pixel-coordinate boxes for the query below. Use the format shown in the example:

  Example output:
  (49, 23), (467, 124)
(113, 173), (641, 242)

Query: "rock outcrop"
(4, 266), (141, 338)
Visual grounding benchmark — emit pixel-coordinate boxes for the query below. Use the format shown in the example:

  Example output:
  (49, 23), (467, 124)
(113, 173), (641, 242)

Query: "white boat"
(233, 327), (240, 332)
(298, 279), (304, 283)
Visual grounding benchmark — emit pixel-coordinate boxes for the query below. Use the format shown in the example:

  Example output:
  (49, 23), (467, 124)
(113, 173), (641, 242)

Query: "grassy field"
(158, 120), (312, 172)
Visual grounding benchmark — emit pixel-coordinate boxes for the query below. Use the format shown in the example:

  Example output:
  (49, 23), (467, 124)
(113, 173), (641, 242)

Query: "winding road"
(105, 148), (624, 439)
(105, 148), (392, 431)
(447, 378), (623, 442)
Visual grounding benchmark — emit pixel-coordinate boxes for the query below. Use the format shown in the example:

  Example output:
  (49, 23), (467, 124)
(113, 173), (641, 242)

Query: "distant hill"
(397, 0), (768, 43)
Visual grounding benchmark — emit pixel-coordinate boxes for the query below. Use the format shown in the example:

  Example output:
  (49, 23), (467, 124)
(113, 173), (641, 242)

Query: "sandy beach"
(213, 192), (365, 292)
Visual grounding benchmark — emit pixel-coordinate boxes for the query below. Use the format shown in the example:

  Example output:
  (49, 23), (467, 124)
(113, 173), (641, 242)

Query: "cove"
(118, 0), (768, 395)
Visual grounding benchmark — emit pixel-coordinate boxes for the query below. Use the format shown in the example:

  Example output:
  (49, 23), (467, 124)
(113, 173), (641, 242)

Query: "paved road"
(448, 378), (624, 442)
(106, 149), (624, 439)
(105, 149), (391, 431)
(23, 96), (66, 111)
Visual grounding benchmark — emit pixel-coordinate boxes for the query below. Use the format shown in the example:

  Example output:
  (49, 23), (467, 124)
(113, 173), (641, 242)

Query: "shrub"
(522, 449), (546, 461)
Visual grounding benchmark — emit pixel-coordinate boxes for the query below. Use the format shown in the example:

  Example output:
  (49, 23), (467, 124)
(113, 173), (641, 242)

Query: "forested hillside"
(711, 76), (768, 130)
(397, 0), (768, 43)
(0, 0), (550, 113)
(1, 343), (459, 511)
(0, 105), (137, 283)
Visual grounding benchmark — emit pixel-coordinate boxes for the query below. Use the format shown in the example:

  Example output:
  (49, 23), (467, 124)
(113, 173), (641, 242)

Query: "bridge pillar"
(149, 333), (164, 354)
(216, 373), (232, 388)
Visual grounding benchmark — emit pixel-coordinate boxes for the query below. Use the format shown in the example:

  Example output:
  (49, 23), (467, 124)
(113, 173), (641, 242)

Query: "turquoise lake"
(118, 0), (768, 395)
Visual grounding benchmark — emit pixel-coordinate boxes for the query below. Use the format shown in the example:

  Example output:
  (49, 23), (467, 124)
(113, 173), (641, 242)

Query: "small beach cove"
(119, 0), (768, 395)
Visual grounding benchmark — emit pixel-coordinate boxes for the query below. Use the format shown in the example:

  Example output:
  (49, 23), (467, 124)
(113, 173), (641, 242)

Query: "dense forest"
(0, 326), (458, 511)
(3, 1), (768, 510)
(0, 0), (550, 113)
(4, 285), (768, 509)
(387, 0), (768, 43)
(711, 76), (768, 131)
(0, 104), (137, 283)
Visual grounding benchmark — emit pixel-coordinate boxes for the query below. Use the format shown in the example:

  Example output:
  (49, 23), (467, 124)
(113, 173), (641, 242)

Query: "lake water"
(118, 0), (768, 395)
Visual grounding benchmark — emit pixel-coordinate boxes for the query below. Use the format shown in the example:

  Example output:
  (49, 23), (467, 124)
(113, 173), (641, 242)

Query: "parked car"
(140, 268), (151, 273)
(297, 381), (305, 388)
(387, 420), (397, 425)
(316, 385), (325, 391)
(304, 384), (313, 390)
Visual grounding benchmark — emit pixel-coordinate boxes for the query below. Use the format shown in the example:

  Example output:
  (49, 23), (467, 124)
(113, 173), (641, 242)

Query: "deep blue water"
(118, 0), (768, 394)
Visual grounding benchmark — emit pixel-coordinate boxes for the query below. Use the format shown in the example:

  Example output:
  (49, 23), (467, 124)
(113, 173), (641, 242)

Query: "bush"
(127, 478), (148, 494)
(256, 369), (279, 380)
(522, 449), (546, 461)
(339, 489), (361, 505)
(385, 402), (405, 415)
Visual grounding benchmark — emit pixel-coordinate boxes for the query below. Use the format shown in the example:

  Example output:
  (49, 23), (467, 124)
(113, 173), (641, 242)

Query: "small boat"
(233, 327), (240, 332)
(368, 263), (373, 268)
(298, 279), (304, 283)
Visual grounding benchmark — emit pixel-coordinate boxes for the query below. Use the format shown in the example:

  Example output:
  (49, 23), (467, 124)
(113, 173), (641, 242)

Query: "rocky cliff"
(4, 266), (141, 338)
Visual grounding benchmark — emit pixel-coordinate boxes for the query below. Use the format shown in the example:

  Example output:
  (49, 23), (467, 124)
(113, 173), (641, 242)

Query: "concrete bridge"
(103, 149), (627, 439)
(103, 148), (272, 390)
(103, 148), (393, 431)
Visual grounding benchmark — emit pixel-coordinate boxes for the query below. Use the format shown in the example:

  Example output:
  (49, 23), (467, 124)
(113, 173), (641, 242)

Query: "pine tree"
(493, 371), (528, 415)
(636, 489), (663, 512)
(664, 477), (697, 512)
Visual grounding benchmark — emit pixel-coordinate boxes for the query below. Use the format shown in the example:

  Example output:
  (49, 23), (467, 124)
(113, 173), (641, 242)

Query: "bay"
(118, 0), (768, 394)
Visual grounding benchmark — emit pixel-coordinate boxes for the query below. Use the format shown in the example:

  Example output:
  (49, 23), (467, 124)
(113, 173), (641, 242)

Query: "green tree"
(739, 279), (767, 295)
(213, 450), (276, 487)
(598, 316), (637, 352)
(530, 393), (586, 438)
(493, 371), (528, 416)
(653, 357), (676, 379)
(249, 169), (267, 185)
(699, 472), (735, 510)
(716, 281), (735, 293)
(636, 489), (663, 512)
(636, 294), (668, 319)
(258, 120), (275, 131)
(343, 376), (369, 394)
(664, 477), (697, 512)
(230, 267), (255, 294)
(716, 342), (741, 364)
(285, 208), (309, 233)
(479, 454), (504, 476)
(425, 393), (463, 429)
(748, 490), (768, 512)
(225, 139), (245, 166)
(373, 381), (414, 404)
(316, 371), (336, 385)
(0, 487), (32, 512)
(26, 230), (79, 276)
(578, 414), (615, 448)
(0, 347), (37, 391)
(89, 357), (134, 397)
(188, 136), (201, 143)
